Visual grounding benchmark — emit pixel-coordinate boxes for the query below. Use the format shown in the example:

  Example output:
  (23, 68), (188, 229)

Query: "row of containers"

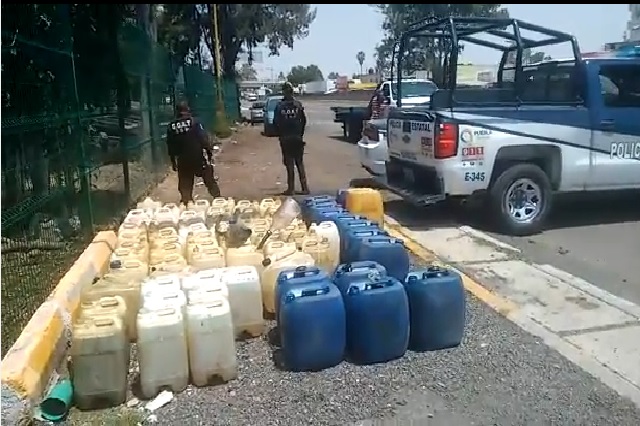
(71, 189), (466, 411)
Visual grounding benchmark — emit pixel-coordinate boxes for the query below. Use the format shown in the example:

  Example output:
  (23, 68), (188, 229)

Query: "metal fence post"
(65, 4), (94, 232)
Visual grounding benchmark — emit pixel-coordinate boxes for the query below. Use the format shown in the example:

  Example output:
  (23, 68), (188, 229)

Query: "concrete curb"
(1, 231), (117, 424)
(383, 215), (518, 317)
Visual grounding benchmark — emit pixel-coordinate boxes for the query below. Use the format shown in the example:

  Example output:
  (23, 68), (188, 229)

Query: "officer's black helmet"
(281, 82), (294, 96)
(176, 101), (191, 117)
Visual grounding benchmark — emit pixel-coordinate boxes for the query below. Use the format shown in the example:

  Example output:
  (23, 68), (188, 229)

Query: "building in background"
(605, 4), (640, 51)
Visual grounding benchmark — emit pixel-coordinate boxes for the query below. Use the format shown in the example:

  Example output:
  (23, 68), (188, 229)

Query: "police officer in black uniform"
(166, 101), (221, 205)
(273, 82), (310, 195)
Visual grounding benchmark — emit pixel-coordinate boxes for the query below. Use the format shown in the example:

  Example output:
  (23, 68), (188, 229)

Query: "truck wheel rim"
(505, 178), (542, 223)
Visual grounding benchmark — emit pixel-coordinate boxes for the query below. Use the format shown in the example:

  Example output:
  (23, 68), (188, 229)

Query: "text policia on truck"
(611, 142), (640, 160)
(374, 16), (640, 236)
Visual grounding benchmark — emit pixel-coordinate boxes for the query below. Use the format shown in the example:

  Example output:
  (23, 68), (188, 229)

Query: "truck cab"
(375, 79), (439, 114)
(381, 17), (640, 236)
(330, 78), (438, 143)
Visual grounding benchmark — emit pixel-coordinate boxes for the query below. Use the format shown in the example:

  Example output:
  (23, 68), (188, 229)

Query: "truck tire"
(488, 163), (553, 236)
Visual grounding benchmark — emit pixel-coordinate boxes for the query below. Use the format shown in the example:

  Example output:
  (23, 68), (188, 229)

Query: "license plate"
(403, 167), (415, 184)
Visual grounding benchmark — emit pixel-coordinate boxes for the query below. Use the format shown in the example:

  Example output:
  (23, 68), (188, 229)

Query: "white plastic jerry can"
(186, 296), (237, 386)
(219, 266), (264, 338)
(137, 308), (189, 399)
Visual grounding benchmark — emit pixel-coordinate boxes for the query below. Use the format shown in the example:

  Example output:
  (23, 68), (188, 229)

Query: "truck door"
(588, 62), (640, 189)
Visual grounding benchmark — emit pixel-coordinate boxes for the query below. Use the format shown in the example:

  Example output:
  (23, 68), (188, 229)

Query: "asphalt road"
(304, 99), (640, 307)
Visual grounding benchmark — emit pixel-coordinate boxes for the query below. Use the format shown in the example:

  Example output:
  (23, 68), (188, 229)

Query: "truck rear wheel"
(488, 163), (552, 236)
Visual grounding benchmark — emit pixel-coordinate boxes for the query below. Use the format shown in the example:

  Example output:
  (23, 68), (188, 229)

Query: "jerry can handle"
(293, 265), (315, 278)
(365, 282), (387, 290)
(284, 285), (330, 303)
(301, 285), (329, 297)
(424, 265), (448, 279)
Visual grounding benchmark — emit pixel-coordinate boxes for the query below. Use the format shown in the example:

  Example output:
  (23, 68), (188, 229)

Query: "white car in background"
(358, 118), (389, 182)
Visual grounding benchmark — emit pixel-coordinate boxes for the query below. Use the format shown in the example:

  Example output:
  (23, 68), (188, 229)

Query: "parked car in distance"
(249, 101), (265, 124)
(263, 95), (283, 136)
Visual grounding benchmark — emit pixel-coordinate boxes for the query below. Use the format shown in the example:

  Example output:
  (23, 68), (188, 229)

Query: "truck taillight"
(362, 125), (379, 142)
(435, 122), (458, 159)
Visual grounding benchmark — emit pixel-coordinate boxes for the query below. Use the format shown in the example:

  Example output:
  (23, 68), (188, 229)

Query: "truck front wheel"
(488, 163), (553, 236)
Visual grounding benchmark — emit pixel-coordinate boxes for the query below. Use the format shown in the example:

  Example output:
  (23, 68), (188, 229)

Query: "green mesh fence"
(1, 5), (239, 355)
(178, 65), (240, 134)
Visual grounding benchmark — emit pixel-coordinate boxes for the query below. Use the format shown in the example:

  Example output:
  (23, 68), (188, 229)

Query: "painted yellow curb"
(1, 231), (117, 401)
(384, 221), (518, 317)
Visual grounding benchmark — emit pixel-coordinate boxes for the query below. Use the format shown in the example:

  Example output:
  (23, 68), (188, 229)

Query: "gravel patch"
(137, 261), (640, 426)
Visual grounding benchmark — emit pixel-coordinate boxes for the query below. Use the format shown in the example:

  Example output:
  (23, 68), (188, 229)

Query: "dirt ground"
(151, 123), (371, 203)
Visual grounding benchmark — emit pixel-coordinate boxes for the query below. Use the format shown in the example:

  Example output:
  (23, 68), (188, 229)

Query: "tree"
(277, 71), (286, 81)
(238, 63), (258, 81)
(327, 71), (340, 79)
(286, 64), (323, 86)
(196, 5), (316, 79)
(356, 51), (365, 76)
(372, 4), (507, 81)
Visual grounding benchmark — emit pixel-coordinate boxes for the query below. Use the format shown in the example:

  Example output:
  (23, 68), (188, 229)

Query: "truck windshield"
(392, 81), (438, 98)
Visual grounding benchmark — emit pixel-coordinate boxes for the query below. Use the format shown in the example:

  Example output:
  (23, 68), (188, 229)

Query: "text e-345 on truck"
(379, 16), (640, 236)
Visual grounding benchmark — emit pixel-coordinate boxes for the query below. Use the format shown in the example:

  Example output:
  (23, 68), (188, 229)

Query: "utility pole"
(210, 4), (229, 135)
(211, 4), (224, 103)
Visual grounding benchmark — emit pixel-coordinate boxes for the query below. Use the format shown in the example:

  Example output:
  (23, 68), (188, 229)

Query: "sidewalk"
(132, 125), (640, 425)
(386, 218), (640, 407)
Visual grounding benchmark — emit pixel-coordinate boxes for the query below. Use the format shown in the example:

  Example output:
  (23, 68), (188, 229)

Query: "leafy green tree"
(372, 4), (508, 80)
(327, 71), (340, 79)
(193, 5), (316, 78)
(286, 64), (324, 86)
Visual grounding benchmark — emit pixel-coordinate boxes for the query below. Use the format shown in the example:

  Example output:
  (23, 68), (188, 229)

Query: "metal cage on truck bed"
(395, 16), (582, 107)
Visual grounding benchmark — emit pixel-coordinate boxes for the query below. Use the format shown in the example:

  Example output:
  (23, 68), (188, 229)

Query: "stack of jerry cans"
(404, 266), (466, 351)
(342, 226), (388, 264)
(335, 219), (376, 262)
(279, 281), (345, 372)
(302, 196), (340, 226)
(274, 266), (329, 319)
(333, 261), (388, 294)
(358, 236), (410, 281)
(342, 274), (409, 365)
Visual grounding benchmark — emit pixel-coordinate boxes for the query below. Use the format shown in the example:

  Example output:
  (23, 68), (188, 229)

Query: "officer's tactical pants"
(177, 159), (220, 204)
(279, 139), (308, 192)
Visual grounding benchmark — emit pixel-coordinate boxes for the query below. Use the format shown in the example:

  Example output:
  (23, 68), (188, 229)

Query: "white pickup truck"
(377, 17), (640, 236)
(332, 79), (438, 143)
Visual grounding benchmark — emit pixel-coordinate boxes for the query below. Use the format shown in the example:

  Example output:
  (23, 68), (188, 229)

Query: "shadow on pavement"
(384, 191), (640, 236)
(328, 135), (355, 144)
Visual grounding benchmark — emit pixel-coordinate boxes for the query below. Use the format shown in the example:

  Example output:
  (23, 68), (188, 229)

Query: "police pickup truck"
(381, 17), (640, 236)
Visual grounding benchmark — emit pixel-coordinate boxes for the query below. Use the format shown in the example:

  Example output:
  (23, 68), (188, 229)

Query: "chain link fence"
(1, 5), (239, 355)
